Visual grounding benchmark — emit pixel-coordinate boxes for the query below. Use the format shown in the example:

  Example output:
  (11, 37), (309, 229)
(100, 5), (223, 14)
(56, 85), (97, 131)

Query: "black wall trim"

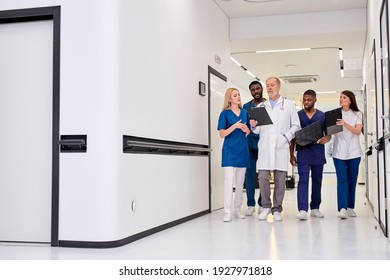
(58, 210), (209, 248)
(0, 6), (61, 247)
(123, 135), (210, 156)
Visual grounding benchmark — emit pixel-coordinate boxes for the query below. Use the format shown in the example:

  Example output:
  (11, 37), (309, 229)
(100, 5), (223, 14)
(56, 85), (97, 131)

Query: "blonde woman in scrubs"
(217, 88), (250, 222)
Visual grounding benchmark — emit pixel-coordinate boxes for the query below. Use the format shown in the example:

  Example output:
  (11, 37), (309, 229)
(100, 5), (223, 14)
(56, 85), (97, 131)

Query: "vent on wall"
(280, 75), (320, 83)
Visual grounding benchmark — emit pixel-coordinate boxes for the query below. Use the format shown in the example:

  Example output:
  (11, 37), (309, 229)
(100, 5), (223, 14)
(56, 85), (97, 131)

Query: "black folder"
(325, 107), (343, 135)
(247, 106), (273, 126)
(295, 121), (323, 150)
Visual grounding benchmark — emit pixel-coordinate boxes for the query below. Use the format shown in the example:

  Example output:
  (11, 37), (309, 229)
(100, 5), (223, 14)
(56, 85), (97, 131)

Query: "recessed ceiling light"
(255, 48), (311, 53)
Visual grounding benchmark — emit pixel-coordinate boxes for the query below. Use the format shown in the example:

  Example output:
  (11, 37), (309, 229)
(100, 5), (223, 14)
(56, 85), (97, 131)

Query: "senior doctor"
(250, 77), (300, 222)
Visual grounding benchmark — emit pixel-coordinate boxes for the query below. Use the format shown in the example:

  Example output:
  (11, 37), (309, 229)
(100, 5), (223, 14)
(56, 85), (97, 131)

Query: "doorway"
(0, 7), (60, 245)
(379, 0), (389, 237)
(208, 66), (227, 211)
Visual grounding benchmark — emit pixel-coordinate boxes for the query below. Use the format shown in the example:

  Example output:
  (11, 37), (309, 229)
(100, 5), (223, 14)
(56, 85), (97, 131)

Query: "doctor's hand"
(249, 119), (258, 128)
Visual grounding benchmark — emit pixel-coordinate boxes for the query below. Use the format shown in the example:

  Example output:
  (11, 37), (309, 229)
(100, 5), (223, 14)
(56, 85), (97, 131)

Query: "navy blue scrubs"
(296, 109), (326, 211)
(243, 100), (261, 207)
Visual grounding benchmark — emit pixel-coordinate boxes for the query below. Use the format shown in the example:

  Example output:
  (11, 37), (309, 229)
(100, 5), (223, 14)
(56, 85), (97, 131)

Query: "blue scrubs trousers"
(297, 164), (324, 211)
(333, 157), (361, 211)
(245, 148), (261, 207)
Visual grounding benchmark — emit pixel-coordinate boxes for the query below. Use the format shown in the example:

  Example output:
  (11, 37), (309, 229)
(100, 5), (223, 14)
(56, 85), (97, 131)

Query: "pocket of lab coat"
(277, 134), (289, 149)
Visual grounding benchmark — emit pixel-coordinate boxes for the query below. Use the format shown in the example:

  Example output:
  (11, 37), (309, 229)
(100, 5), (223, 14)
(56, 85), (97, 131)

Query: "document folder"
(325, 107), (343, 135)
(295, 121), (323, 150)
(247, 106), (273, 126)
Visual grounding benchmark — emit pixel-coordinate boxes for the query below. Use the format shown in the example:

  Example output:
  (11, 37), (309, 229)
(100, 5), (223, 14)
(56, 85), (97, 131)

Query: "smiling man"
(243, 81), (265, 216)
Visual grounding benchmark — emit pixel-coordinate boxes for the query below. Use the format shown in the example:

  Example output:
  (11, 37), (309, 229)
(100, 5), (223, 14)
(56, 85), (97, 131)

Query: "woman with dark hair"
(332, 90), (363, 219)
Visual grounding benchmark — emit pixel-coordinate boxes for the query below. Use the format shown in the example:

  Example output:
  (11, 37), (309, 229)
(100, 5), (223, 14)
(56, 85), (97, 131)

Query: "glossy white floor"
(1, 174), (390, 260)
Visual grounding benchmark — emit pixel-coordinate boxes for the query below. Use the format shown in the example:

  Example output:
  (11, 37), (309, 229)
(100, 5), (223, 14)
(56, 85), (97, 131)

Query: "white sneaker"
(258, 208), (271, 220)
(338, 208), (348, 219)
(245, 206), (256, 216)
(347, 208), (357, 217)
(310, 209), (324, 218)
(223, 213), (232, 222)
(296, 210), (307, 220)
(273, 211), (282, 221)
(234, 210), (245, 219)
(258, 206), (264, 214)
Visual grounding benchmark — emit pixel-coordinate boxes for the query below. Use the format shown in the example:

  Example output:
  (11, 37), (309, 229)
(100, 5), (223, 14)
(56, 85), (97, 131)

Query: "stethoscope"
(258, 97), (285, 110)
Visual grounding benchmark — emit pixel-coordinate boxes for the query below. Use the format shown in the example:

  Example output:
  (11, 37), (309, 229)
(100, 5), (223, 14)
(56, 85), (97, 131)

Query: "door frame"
(379, 0), (389, 237)
(208, 66), (227, 210)
(0, 6), (61, 246)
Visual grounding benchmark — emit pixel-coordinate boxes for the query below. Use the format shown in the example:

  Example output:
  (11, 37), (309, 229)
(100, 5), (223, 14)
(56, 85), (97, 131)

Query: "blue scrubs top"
(296, 109), (327, 165)
(217, 109), (250, 168)
(243, 100), (260, 150)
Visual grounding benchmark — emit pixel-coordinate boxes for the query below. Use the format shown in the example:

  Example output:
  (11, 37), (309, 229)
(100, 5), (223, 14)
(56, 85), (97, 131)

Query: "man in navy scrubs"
(243, 81), (265, 216)
(289, 89), (331, 220)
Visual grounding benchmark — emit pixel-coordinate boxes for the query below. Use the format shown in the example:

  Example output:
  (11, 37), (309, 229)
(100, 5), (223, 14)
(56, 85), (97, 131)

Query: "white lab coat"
(252, 97), (301, 171)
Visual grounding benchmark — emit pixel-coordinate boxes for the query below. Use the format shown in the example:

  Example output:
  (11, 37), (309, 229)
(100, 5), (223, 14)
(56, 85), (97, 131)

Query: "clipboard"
(325, 107), (343, 135)
(247, 107), (273, 126)
(295, 121), (323, 150)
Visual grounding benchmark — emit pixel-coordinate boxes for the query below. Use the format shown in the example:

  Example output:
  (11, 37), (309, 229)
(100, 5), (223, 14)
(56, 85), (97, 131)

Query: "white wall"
(117, 0), (230, 240)
(0, 0), (230, 243)
(119, 0), (230, 144)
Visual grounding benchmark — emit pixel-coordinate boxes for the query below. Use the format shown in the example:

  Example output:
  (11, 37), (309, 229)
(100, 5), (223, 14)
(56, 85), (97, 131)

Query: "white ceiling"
(214, 0), (367, 18)
(214, 0), (368, 110)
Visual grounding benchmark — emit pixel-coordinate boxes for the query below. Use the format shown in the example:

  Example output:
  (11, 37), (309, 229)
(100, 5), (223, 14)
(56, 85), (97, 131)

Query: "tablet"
(247, 106), (273, 126)
(295, 121), (323, 150)
(325, 107), (343, 135)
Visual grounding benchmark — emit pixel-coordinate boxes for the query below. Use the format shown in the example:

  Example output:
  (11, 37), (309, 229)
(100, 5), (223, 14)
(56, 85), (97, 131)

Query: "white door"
(379, 4), (389, 237)
(210, 70), (227, 211)
(366, 46), (379, 217)
(381, 4), (390, 237)
(0, 20), (53, 242)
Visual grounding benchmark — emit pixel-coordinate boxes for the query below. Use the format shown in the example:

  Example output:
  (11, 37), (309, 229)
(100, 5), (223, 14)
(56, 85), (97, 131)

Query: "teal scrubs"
(217, 109), (249, 167)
